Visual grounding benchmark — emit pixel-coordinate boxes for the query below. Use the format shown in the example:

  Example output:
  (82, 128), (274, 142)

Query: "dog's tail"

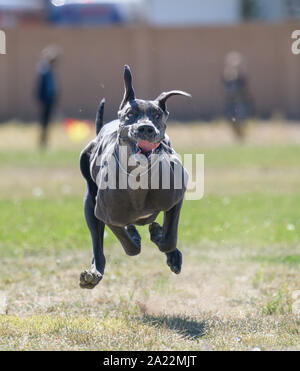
(96, 98), (105, 135)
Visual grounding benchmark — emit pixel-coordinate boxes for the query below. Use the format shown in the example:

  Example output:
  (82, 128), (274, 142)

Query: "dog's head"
(117, 65), (191, 157)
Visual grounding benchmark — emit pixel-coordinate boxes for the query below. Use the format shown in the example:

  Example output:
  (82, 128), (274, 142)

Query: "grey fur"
(79, 65), (191, 289)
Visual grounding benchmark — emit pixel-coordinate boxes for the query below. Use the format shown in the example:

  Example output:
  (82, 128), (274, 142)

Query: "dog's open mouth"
(136, 140), (161, 157)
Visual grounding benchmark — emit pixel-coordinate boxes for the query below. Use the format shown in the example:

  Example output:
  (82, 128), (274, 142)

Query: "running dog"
(79, 65), (191, 289)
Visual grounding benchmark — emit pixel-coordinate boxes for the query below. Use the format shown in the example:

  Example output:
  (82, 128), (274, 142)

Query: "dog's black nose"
(138, 125), (155, 136)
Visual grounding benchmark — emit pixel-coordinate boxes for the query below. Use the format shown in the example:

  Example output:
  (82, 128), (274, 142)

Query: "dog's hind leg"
(108, 225), (141, 256)
(149, 200), (183, 274)
(79, 151), (106, 289)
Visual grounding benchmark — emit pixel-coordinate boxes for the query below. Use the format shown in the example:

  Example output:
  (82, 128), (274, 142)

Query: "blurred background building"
(2, 0), (300, 27)
(1, 0), (300, 121)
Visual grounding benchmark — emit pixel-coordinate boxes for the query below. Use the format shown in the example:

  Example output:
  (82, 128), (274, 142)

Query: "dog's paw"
(79, 270), (103, 289)
(149, 222), (163, 244)
(166, 249), (182, 275)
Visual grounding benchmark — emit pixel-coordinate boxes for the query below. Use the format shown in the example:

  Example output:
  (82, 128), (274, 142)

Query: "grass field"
(0, 121), (299, 351)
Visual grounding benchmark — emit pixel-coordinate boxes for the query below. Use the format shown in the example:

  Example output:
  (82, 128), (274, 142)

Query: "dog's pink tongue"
(138, 140), (160, 152)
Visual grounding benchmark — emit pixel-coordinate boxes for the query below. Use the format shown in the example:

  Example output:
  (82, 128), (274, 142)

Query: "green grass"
(1, 193), (299, 257)
(196, 144), (300, 168)
(1, 144), (300, 168)
(0, 149), (80, 168)
(261, 288), (292, 316)
(0, 123), (299, 351)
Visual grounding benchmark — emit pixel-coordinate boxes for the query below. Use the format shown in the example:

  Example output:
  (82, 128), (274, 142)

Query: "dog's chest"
(90, 130), (187, 226)
(94, 186), (184, 227)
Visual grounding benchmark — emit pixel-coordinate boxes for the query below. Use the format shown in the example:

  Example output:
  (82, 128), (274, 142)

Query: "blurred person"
(35, 45), (61, 148)
(223, 51), (253, 140)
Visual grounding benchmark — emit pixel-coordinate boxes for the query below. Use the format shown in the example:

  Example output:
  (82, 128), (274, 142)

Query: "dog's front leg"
(80, 187), (106, 289)
(108, 225), (141, 256)
(149, 200), (183, 274)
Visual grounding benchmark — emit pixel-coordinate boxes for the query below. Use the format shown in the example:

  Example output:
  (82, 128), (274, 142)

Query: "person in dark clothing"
(36, 45), (61, 148)
(223, 51), (253, 140)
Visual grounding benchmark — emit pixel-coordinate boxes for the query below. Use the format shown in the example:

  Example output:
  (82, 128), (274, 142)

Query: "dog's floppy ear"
(119, 65), (135, 110)
(155, 90), (191, 112)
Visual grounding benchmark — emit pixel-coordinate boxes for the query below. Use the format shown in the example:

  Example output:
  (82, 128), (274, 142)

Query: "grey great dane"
(79, 65), (191, 289)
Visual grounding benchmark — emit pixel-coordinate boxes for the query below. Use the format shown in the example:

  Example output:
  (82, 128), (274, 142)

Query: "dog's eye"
(126, 112), (134, 119)
(154, 113), (161, 120)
